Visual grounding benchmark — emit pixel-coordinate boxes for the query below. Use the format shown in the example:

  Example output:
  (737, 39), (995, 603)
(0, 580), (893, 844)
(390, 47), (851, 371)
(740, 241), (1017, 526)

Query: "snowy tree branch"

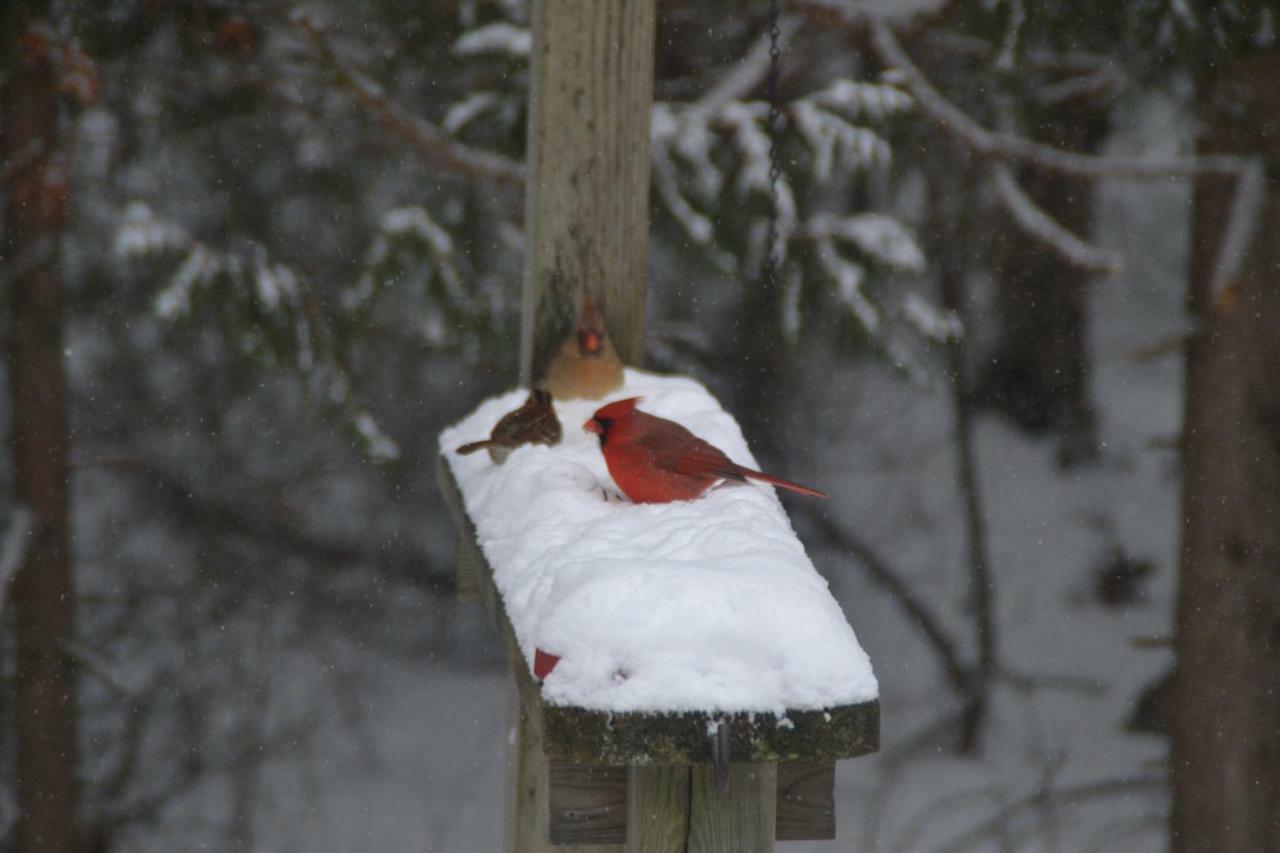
(295, 15), (524, 186)
(862, 18), (1265, 287)
(866, 19), (1243, 180)
(61, 638), (136, 698)
(933, 774), (1166, 853)
(687, 15), (805, 121)
(989, 163), (1123, 274)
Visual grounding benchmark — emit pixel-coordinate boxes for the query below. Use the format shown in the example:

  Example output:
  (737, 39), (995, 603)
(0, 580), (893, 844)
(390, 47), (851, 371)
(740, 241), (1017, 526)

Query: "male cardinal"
(457, 388), (561, 463)
(584, 397), (827, 503)
(544, 296), (624, 400)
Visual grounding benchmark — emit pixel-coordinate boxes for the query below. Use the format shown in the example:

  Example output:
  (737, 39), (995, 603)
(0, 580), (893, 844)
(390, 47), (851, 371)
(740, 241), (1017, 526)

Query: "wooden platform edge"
(436, 452), (881, 768)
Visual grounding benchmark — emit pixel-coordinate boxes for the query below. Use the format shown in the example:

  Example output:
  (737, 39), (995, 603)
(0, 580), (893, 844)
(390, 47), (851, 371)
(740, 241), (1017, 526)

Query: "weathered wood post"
(519, 0), (654, 385)
(439, 2), (879, 851)
(519, 3), (654, 850)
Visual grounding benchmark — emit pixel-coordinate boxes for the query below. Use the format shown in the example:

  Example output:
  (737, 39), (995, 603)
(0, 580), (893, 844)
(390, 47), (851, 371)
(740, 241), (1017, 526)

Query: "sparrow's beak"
(583, 417), (601, 435)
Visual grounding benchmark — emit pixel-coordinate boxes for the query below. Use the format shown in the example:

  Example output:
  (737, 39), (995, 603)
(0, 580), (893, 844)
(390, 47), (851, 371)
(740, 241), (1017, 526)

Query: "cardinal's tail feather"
(735, 466), (828, 498)
(456, 439), (495, 455)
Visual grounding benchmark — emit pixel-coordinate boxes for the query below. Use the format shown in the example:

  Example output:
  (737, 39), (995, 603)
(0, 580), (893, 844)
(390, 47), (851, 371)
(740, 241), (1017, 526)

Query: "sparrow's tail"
(736, 466), (828, 498)
(456, 440), (496, 455)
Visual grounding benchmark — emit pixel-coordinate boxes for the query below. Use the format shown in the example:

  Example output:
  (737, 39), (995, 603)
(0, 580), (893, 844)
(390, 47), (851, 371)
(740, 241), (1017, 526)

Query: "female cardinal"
(457, 388), (561, 463)
(584, 397), (827, 503)
(544, 297), (624, 401)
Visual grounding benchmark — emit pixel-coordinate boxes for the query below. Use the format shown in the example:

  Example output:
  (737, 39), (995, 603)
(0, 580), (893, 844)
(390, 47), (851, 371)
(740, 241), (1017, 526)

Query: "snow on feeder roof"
(439, 369), (877, 716)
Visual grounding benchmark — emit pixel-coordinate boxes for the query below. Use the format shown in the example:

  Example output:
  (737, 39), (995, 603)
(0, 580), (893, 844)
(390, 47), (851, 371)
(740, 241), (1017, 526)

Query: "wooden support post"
(688, 764), (778, 852)
(520, 0), (656, 384)
(776, 761), (836, 841)
(626, 766), (690, 852)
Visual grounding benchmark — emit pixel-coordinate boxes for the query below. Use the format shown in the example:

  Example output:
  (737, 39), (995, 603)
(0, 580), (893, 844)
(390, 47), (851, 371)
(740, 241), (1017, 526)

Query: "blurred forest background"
(2, 0), (1279, 850)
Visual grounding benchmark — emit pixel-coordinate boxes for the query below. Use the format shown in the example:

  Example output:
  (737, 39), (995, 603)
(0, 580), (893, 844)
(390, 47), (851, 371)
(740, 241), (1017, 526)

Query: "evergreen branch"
(990, 163), (1123, 274)
(295, 14), (524, 186)
(866, 19), (1244, 180)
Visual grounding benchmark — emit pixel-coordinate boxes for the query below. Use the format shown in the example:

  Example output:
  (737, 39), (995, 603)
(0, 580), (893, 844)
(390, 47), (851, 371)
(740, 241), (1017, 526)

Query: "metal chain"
(762, 0), (783, 290)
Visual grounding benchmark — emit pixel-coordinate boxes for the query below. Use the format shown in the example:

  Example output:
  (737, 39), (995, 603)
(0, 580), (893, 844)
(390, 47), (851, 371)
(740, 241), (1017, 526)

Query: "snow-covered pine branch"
(651, 75), (940, 353)
(111, 204), (405, 463)
(450, 22), (531, 60)
(342, 206), (465, 340)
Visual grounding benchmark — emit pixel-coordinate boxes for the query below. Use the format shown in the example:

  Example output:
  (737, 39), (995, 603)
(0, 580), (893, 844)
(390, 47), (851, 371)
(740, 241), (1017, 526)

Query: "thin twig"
(928, 775), (1167, 853)
(990, 162), (1123, 274)
(866, 16), (1266, 301)
(798, 504), (970, 695)
(998, 667), (1106, 696)
(928, 160), (998, 753)
(867, 19), (1243, 180)
(61, 638), (136, 698)
(1206, 155), (1265, 304)
(295, 14), (523, 186)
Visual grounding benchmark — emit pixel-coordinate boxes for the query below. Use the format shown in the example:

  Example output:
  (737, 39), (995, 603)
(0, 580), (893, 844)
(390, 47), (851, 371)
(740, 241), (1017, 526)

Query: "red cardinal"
(583, 397), (827, 503)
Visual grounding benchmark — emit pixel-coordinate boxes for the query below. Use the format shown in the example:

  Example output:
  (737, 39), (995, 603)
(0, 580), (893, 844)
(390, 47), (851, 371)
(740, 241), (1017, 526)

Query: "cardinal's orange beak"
(580, 331), (602, 354)
(583, 417), (602, 435)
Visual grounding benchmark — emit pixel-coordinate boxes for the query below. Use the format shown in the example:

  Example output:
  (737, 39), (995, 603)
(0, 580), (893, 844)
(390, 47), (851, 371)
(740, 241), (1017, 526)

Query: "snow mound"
(440, 369), (877, 714)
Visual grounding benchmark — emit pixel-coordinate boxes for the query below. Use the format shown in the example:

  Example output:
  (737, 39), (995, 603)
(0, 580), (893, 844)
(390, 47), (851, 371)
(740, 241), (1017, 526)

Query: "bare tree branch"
(1207, 155), (1266, 304)
(796, 504), (970, 695)
(861, 16), (1266, 290)
(927, 160), (998, 753)
(61, 639), (136, 698)
(866, 19), (1242, 180)
(0, 139), (45, 187)
(930, 774), (1167, 853)
(0, 506), (35, 624)
(294, 14), (524, 186)
(990, 162), (1123, 274)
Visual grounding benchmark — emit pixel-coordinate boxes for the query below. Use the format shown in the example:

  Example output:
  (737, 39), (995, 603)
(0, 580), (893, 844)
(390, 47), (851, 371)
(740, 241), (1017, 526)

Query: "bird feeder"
(438, 2), (879, 850)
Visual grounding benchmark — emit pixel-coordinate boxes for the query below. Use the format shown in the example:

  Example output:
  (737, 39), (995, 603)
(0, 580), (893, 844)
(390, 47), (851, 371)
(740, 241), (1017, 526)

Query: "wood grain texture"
(454, 534), (483, 602)
(521, 0), (656, 384)
(776, 761), (836, 841)
(513, 686), (555, 853)
(626, 765), (689, 852)
(541, 701), (879, 766)
(549, 764), (628, 845)
(687, 764), (777, 853)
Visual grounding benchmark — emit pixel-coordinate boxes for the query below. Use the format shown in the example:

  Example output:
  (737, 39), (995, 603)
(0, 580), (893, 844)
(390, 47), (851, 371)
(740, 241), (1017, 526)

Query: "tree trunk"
(1169, 50), (1280, 852)
(976, 98), (1110, 466)
(2, 5), (79, 853)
